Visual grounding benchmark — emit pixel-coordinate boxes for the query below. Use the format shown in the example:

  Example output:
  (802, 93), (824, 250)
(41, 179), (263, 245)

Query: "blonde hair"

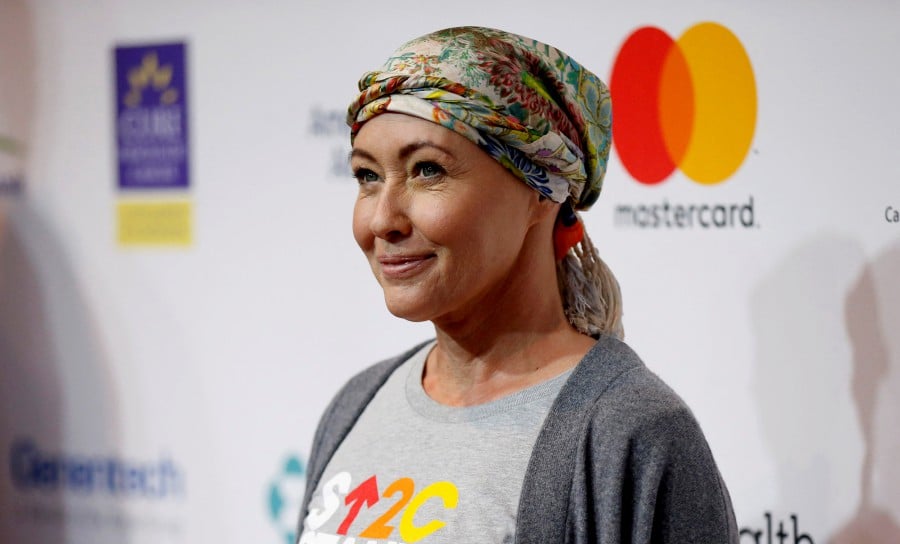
(556, 218), (624, 339)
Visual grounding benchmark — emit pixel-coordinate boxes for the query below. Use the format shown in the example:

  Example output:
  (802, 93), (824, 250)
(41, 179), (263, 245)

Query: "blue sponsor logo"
(0, 172), (24, 195)
(9, 438), (185, 499)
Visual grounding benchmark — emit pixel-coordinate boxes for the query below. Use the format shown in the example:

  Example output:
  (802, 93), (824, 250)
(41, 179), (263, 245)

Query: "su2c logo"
(610, 22), (757, 185)
(302, 472), (459, 543)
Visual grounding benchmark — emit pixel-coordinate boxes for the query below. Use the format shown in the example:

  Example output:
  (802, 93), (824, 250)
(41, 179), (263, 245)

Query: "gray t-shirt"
(298, 342), (571, 544)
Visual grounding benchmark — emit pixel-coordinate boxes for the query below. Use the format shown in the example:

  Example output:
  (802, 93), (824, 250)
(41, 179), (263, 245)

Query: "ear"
(529, 194), (561, 227)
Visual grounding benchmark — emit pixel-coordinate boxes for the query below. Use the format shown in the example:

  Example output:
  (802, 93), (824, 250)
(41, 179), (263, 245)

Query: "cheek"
(413, 208), (457, 245)
(410, 195), (484, 246)
(351, 199), (373, 251)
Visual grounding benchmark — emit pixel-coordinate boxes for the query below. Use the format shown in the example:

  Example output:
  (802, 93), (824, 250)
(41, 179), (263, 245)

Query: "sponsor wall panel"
(0, 1), (898, 543)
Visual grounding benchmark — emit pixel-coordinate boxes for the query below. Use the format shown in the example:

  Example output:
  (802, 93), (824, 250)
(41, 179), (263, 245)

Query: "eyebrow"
(349, 140), (456, 163)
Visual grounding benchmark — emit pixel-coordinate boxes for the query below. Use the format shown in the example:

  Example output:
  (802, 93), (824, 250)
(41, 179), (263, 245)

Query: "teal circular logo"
(266, 454), (306, 544)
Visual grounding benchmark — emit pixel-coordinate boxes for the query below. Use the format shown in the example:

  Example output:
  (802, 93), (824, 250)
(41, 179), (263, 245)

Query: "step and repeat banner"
(1, 0), (898, 542)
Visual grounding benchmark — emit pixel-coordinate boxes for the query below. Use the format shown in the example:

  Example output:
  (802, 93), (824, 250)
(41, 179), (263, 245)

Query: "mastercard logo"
(609, 22), (757, 185)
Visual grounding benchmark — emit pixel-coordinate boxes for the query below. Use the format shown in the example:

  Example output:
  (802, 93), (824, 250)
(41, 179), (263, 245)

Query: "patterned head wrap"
(347, 26), (611, 211)
(347, 27), (623, 338)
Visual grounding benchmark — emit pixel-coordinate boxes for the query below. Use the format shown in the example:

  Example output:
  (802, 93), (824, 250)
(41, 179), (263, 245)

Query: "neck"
(424, 231), (595, 406)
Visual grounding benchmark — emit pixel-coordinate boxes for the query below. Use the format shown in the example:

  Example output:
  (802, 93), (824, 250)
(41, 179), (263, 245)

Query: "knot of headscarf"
(346, 26), (611, 211)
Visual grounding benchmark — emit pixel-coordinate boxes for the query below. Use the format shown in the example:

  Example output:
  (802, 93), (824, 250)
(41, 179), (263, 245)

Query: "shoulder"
(535, 335), (714, 474)
(565, 336), (739, 542)
(566, 335), (701, 440)
(300, 340), (433, 527)
(313, 339), (431, 444)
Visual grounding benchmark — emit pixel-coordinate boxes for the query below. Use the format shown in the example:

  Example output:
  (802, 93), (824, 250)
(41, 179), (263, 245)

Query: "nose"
(368, 183), (412, 243)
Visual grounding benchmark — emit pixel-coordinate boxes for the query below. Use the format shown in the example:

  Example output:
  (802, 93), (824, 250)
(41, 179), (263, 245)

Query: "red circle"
(609, 27), (678, 185)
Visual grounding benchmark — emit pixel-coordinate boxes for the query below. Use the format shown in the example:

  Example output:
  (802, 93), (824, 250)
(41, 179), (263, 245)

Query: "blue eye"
(353, 168), (379, 183)
(417, 162), (444, 179)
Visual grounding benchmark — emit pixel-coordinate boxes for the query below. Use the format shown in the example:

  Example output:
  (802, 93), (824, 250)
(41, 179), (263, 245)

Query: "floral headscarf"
(347, 26), (623, 339)
(347, 26), (612, 211)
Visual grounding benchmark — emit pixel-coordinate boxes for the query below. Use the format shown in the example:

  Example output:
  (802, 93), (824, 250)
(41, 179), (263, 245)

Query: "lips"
(377, 253), (436, 279)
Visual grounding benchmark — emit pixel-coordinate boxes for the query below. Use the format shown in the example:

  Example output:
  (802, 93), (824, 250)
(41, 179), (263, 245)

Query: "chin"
(380, 286), (446, 323)
(382, 297), (433, 323)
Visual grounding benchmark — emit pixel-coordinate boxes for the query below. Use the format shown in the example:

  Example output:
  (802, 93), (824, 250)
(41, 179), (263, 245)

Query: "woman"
(298, 27), (738, 544)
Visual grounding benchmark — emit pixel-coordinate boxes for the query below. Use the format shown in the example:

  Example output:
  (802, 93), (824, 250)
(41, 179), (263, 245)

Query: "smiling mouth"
(377, 254), (436, 279)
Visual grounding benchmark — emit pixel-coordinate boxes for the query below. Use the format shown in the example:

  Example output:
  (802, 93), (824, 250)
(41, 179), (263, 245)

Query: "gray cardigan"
(298, 335), (739, 543)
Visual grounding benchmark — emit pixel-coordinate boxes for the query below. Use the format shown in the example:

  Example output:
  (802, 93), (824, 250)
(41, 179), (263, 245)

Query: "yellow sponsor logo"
(117, 200), (192, 247)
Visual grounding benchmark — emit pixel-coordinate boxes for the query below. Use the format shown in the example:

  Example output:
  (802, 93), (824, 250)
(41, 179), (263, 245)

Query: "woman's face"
(351, 113), (547, 325)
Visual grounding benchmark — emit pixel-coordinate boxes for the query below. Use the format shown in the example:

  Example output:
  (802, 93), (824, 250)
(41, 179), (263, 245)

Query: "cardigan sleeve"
(568, 367), (739, 544)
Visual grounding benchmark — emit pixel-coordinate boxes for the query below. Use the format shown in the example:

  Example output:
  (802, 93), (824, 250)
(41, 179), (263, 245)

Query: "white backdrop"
(1, 0), (898, 542)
